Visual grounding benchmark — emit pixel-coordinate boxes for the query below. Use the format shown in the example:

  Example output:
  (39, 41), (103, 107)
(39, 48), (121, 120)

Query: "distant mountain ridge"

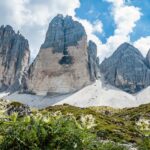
(100, 42), (150, 93)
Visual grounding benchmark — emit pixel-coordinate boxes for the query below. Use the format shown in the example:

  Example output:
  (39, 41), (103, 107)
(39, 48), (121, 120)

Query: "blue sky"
(76, 0), (115, 43)
(0, 0), (150, 61)
(76, 0), (150, 43)
(130, 0), (150, 41)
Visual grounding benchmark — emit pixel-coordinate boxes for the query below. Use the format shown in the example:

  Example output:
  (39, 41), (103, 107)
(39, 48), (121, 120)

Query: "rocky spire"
(41, 14), (86, 52)
(27, 14), (97, 95)
(0, 25), (30, 91)
(88, 40), (100, 81)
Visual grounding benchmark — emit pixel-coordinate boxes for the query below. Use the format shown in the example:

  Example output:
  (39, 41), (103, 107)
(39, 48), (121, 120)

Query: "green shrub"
(0, 112), (128, 150)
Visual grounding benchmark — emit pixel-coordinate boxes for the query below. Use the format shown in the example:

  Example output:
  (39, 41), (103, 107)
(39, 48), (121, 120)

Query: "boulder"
(6, 102), (31, 116)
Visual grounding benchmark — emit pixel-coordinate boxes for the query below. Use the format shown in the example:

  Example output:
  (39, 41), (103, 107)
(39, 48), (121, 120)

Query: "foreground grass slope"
(44, 104), (150, 147)
(0, 100), (150, 149)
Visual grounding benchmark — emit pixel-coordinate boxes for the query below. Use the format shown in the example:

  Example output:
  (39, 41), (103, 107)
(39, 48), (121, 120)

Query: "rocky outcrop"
(0, 25), (30, 92)
(27, 15), (99, 95)
(100, 43), (150, 93)
(6, 102), (31, 116)
(88, 40), (100, 81)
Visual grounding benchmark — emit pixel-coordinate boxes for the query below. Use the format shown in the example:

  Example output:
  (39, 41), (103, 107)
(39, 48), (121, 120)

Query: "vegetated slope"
(44, 103), (150, 145)
(0, 100), (150, 149)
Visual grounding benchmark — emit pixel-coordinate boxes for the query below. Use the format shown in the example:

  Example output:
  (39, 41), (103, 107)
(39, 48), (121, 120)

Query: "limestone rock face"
(88, 40), (100, 81)
(27, 15), (98, 95)
(100, 43), (150, 93)
(0, 25), (30, 91)
(41, 14), (85, 53)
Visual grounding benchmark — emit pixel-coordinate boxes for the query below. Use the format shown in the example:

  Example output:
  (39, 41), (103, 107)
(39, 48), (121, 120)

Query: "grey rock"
(88, 40), (100, 81)
(146, 49), (150, 68)
(6, 102), (31, 116)
(41, 14), (86, 53)
(41, 14), (86, 66)
(0, 25), (30, 92)
(27, 14), (98, 95)
(100, 42), (150, 93)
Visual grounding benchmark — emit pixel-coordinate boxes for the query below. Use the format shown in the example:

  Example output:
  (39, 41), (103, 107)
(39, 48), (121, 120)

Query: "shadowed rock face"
(27, 15), (99, 95)
(100, 43), (150, 93)
(0, 25), (30, 91)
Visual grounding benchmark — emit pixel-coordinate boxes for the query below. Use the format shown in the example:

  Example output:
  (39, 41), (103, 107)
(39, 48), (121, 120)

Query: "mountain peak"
(41, 14), (86, 52)
(100, 43), (150, 93)
(114, 42), (143, 56)
(27, 15), (99, 95)
(0, 25), (13, 31)
(119, 42), (131, 47)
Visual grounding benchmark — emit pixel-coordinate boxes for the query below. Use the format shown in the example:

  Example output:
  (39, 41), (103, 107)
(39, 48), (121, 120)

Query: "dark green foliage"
(0, 111), (128, 150)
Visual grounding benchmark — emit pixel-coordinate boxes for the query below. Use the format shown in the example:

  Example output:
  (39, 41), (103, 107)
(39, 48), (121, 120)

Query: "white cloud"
(0, 0), (80, 60)
(0, 0), (30, 28)
(113, 5), (141, 36)
(0, 0), (105, 61)
(0, 0), (149, 62)
(97, 0), (142, 61)
(92, 20), (103, 34)
(134, 36), (150, 57)
(75, 18), (103, 58)
(107, 0), (124, 7)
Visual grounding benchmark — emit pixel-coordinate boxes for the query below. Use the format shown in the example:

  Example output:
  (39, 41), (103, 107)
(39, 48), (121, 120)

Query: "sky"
(0, 0), (150, 62)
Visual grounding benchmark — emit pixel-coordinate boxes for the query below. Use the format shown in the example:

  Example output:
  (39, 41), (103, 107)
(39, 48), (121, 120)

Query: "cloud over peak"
(0, 0), (149, 62)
